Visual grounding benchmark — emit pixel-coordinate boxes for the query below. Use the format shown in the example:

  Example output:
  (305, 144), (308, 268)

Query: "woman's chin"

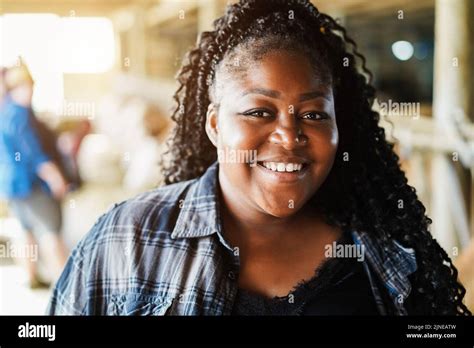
(261, 205), (301, 219)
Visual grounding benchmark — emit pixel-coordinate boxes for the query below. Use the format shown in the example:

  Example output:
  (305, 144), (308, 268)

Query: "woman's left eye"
(300, 112), (329, 121)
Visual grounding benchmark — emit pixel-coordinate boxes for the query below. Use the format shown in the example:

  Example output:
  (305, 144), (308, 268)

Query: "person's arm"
(37, 161), (68, 199)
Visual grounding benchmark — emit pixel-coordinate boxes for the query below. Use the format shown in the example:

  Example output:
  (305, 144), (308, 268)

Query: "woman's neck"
(218, 172), (329, 250)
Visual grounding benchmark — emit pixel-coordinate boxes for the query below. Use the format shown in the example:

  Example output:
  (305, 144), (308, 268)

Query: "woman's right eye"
(241, 109), (273, 118)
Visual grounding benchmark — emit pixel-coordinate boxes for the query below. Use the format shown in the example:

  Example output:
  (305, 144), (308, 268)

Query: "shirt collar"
(171, 161), (223, 239)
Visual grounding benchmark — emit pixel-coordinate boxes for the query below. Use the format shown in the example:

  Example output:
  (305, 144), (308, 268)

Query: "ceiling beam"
(1, 0), (154, 16)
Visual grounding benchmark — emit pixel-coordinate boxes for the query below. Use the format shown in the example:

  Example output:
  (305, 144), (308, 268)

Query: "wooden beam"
(431, 0), (474, 252)
(2, 0), (154, 16)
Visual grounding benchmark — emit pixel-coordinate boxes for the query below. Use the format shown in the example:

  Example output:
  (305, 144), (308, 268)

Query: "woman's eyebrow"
(242, 87), (281, 99)
(299, 91), (331, 102)
(241, 88), (330, 102)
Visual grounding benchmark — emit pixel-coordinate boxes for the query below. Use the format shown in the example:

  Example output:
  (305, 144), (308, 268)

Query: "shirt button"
(227, 271), (236, 280)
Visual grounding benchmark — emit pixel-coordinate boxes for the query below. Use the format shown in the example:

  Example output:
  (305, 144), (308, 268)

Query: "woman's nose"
(268, 118), (307, 150)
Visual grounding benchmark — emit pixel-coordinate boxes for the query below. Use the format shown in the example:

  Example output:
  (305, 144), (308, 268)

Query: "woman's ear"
(205, 103), (219, 148)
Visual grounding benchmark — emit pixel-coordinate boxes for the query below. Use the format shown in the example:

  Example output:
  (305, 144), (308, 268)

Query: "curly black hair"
(160, 0), (471, 315)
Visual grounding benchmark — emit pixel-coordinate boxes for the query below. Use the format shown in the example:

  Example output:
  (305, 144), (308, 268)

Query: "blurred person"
(48, 0), (470, 315)
(0, 61), (69, 288)
(56, 119), (91, 190)
(122, 104), (171, 191)
(0, 67), (7, 103)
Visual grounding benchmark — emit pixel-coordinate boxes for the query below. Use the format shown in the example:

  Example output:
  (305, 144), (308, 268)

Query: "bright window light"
(58, 17), (115, 73)
(391, 40), (414, 61)
(0, 14), (115, 112)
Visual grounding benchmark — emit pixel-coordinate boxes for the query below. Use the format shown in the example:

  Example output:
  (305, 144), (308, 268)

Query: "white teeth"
(262, 162), (304, 172)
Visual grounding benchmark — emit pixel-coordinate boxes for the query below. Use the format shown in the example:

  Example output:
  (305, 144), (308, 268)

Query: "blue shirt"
(0, 98), (49, 198)
(47, 161), (417, 315)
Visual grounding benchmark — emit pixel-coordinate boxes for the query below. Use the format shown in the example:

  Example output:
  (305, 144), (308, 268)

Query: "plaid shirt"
(47, 161), (417, 315)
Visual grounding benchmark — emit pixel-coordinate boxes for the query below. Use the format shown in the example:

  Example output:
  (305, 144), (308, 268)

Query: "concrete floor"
(0, 264), (50, 315)
(0, 217), (50, 314)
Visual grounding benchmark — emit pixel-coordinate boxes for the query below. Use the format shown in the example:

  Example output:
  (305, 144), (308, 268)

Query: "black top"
(231, 233), (381, 316)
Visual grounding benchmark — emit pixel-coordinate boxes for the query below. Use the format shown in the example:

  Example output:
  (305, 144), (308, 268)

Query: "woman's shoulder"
(76, 178), (199, 254)
(110, 179), (197, 217)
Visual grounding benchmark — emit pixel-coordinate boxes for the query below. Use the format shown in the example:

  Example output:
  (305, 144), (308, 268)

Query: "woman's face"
(206, 50), (338, 218)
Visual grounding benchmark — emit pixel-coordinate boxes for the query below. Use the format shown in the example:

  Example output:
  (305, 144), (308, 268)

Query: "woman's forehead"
(213, 50), (332, 102)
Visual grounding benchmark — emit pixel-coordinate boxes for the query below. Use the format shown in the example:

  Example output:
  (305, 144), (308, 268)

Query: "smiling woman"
(48, 0), (471, 316)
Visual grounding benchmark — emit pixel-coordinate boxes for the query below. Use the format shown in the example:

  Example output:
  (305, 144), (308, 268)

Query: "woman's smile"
(255, 156), (312, 184)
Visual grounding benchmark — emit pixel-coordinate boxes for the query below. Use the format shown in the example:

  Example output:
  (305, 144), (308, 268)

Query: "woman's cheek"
(219, 118), (260, 150)
(309, 125), (338, 169)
